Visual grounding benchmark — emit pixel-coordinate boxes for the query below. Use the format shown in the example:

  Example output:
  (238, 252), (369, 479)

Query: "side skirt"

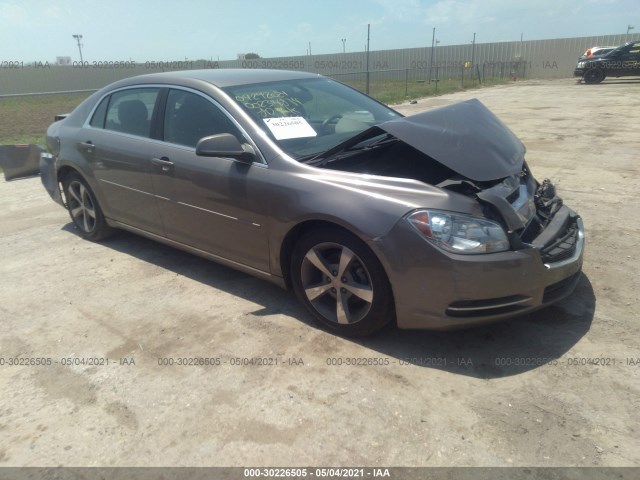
(107, 218), (287, 289)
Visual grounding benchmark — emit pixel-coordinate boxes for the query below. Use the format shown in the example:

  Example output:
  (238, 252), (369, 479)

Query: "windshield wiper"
(297, 152), (323, 163)
(303, 129), (397, 167)
(316, 134), (398, 166)
(299, 127), (380, 165)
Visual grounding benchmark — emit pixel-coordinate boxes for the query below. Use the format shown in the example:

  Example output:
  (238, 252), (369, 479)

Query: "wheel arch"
(56, 164), (109, 216)
(284, 220), (397, 336)
(278, 219), (394, 295)
(58, 166), (114, 240)
(57, 164), (80, 185)
(280, 220), (346, 289)
(583, 67), (605, 84)
(56, 165), (84, 206)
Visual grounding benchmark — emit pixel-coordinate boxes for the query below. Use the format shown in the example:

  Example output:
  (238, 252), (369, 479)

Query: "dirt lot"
(1, 78), (639, 468)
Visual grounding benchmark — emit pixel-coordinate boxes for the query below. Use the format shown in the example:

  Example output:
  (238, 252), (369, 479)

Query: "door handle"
(80, 141), (95, 153)
(151, 157), (174, 172)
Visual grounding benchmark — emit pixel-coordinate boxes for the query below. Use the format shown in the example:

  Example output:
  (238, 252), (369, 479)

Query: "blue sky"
(1, 0), (638, 62)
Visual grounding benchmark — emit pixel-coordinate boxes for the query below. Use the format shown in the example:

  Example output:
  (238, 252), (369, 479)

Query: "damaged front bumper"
(39, 152), (64, 206)
(372, 205), (585, 330)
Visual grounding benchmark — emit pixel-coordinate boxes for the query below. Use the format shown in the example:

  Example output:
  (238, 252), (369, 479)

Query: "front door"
(148, 88), (271, 272)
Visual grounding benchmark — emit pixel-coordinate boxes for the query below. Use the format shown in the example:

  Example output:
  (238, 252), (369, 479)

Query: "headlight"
(577, 62), (585, 68)
(406, 210), (510, 254)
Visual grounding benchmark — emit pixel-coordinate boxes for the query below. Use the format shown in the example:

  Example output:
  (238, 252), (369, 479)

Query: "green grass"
(0, 92), (91, 146)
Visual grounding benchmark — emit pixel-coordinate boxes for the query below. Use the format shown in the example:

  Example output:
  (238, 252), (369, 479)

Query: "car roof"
(119, 69), (322, 88)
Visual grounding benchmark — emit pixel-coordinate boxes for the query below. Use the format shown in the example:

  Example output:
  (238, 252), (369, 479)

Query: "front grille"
(540, 219), (579, 263)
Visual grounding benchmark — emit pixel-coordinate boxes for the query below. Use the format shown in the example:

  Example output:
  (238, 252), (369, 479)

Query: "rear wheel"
(583, 68), (605, 84)
(291, 228), (394, 337)
(62, 172), (113, 241)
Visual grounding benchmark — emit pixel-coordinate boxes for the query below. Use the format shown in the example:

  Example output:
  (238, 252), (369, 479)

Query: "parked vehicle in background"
(578, 46), (616, 60)
(575, 41), (640, 83)
(40, 69), (584, 336)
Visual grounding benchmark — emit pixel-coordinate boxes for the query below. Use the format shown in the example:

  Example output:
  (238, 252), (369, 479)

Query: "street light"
(471, 32), (476, 68)
(72, 34), (84, 63)
(428, 27), (436, 83)
(341, 38), (346, 54)
(432, 39), (441, 91)
(628, 25), (635, 34)
(365, 24), (371, 94)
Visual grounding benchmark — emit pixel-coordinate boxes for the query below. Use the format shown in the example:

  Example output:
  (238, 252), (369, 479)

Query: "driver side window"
(164, 90), (242, 148)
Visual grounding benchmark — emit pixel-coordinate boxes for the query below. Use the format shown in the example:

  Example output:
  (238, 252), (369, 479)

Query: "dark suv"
(574, 41), (640, 84)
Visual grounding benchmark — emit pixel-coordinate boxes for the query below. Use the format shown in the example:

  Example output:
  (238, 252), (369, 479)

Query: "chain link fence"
(329, 61), (526, 103)
(1, 32), (637, 98)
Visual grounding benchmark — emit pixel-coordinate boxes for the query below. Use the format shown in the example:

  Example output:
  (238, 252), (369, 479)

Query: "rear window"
(102, 88), (159, 138)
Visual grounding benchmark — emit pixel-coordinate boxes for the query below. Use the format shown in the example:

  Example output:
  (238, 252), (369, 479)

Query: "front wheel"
(62, 172), (113, 241)
(583, 68), (605, 84)
(291, 228), (394, 337)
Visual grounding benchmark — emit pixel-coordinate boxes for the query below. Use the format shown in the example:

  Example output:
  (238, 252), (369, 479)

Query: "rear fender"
(39, 153), (64, 206)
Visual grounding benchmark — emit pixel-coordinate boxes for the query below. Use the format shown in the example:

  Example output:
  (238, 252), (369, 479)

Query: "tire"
(62, 172), (113, 241)
(583, 69), (605, 84)
(290, 228), (394, 337)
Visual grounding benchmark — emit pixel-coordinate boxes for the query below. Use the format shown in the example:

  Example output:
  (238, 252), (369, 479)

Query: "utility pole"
(428, 27), (435, 83)
(72, 34), (84, 63)
(471, 32), (476, 67)
(366, 24), (371, 94)
(628, 25), (635, 35)
(308, 42), (312, 56)
(341, 38), (346, 54)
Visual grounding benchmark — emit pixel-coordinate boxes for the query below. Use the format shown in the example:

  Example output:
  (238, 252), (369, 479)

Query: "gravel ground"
(0, 78), (639, 468)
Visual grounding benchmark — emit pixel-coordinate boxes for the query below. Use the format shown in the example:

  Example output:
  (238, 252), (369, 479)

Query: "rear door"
(81, 87), (165, 235)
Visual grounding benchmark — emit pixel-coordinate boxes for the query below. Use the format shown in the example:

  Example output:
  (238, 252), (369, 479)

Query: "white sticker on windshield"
(263, 117), (317, 140)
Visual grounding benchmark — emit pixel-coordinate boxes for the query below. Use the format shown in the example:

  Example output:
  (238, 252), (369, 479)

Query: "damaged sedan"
(40, 69), (584, 336)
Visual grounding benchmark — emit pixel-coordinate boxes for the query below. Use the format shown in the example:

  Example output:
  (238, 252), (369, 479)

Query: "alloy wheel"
(300, 242), (374, 325)
(67, 180), (97, 233)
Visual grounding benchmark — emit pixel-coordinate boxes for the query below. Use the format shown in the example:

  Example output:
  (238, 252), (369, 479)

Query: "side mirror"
(195, 133), (256, 163)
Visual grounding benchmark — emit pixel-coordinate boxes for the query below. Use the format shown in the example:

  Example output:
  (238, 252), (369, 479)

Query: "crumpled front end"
(370, 164), (585, 330)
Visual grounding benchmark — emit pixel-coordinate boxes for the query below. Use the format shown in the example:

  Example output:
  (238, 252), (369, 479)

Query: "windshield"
(223, 77), (401, 159)
(597, 48), (615, 57)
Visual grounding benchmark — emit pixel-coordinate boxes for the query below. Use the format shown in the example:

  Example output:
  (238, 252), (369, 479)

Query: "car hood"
(378, 99), (526, 182)
(587, 55), (614, 62)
